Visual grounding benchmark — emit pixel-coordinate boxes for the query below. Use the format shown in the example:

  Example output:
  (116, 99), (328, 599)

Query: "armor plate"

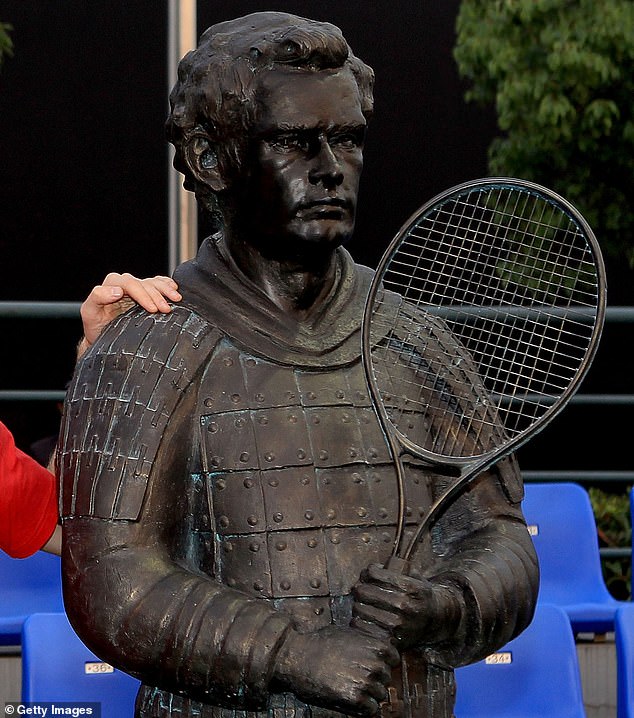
(194, 341), (434, 607)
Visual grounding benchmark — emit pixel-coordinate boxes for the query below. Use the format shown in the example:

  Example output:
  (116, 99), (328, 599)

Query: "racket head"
(362, 177), (606, 469)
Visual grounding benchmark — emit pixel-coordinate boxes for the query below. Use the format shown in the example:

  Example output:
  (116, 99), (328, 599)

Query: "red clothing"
(0, 421), (58, 558)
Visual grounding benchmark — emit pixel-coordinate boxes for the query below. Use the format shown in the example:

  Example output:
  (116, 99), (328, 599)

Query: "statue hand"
(352, 563), (462, 650)
(272, 624), (400, 716)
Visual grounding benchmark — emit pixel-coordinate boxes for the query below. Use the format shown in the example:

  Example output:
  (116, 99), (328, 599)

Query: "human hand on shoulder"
(78, 273), (182, 357)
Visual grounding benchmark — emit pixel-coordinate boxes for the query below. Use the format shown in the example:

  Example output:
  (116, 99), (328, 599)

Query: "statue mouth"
(298, 198), (352, 218)
(304, 197), (348, 208)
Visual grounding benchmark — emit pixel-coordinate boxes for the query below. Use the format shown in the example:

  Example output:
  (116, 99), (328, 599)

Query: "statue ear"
(183, 129), (227, 193)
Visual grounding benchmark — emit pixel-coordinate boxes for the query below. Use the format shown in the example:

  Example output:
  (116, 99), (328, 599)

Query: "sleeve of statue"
(418, 454), (540, 669)
(383, 302), (538, 667)
(58, 306), (294, 707)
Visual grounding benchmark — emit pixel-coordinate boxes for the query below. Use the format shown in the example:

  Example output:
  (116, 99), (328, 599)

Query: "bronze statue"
(58, 12), (539, 718)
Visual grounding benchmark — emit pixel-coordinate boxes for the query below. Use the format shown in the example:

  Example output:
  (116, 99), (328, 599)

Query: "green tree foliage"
(454, 0), (634, 265)
(589, 486), (632, 599)
(0, 21), (13, 69)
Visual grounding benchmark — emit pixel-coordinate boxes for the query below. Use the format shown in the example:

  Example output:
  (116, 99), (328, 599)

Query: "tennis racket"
(362, 177), (606, 569)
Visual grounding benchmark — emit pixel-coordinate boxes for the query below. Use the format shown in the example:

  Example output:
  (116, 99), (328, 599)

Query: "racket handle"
(351, 553), (410, 637)
(349, 556), (409, 637)
(384, 554), (410, 574)
(353, 555), (412, 717)
(350, 616), (390, 640)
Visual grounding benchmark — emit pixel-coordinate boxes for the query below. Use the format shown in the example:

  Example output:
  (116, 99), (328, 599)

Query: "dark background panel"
(0, 2), (169, 302)
(0, 2), (629, 477)
(0, 3), (169, 449)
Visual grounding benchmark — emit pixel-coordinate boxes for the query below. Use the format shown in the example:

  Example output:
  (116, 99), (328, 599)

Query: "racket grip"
(350, 555), (409, 637)
(384, 554), (410, 574)
(350, 616), (391, 640)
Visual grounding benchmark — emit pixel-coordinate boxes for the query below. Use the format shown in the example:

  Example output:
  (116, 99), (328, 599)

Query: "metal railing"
(0, 301), (81, 318)
(0, 301), (81, 402)
(1, 301), (632, 562)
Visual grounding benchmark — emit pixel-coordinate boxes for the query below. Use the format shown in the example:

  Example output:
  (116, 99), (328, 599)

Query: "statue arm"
(62, 394), (397, 714)
(59, 308), (293, 707)
(426, 464), (540, 667)
(353, 457), (539, 668)
(63, 510), (294, 708)
(60, 307), (396, 713)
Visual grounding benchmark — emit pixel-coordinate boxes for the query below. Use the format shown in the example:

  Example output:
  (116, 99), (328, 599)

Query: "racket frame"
(361, 177), (607, 561)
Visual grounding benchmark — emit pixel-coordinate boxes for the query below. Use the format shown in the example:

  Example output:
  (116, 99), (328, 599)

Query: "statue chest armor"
(192, 340), (434, 614)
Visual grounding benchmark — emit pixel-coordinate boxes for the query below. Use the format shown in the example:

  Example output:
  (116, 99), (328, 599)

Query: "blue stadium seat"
(0, 550), (64, 645)
(616, 604), (634, 718)
(22, 612), (140, 710)
(454, 603), (586, 718)
(522, 482), (624, 633)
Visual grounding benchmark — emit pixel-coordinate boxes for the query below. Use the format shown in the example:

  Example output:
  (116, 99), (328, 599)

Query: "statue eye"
(330, 130), (365, 150)
(269, 134), (311, 153)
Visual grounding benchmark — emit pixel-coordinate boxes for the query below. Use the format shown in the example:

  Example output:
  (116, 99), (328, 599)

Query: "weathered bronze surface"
(58, 12), (539, 718)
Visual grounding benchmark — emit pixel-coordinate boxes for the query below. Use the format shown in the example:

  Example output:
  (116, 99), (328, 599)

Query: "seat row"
(16, 607), (591, 718)
(456, 482), (633, 717)
(1, 483), (632, 716)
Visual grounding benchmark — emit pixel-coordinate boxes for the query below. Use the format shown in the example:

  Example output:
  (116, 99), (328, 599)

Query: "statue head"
(166, 11), (374, 239)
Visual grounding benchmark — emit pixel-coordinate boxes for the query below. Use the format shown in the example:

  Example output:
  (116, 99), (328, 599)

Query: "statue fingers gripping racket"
(58, 13), (542, 718)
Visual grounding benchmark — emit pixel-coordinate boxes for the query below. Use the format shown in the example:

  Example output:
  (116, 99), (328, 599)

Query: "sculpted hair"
(166, 12), (374, 200)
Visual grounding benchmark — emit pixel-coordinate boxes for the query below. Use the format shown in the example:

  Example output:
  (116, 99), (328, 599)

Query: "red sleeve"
(0, 421), (58, 558)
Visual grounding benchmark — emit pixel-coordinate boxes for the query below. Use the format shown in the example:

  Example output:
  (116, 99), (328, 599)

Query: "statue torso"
(188, 338), (435, 631)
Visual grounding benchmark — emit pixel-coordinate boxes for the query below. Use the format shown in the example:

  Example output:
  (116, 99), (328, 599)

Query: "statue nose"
(309, 138), (344, 186)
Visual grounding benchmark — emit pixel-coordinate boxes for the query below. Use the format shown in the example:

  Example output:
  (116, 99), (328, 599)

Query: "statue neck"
(221, 233), (340, 321)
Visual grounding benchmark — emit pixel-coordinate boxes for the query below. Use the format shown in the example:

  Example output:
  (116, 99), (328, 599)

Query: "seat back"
(616, 604), (634, 718)
(22, 612), (140, 711)
(522, 483), (615, 607)
(454, 603), (586, 718)
(0, 551), (64, 645)
(522, 483), (610, 604)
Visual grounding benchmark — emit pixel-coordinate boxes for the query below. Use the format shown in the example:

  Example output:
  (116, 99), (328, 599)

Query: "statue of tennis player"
(58, 12), (539, 718)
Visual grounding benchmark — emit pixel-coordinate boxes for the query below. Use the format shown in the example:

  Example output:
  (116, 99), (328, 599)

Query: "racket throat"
(389, 450), (463, 564)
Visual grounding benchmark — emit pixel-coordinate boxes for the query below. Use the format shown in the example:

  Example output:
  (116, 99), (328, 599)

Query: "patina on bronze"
(58, 12), (539, 718)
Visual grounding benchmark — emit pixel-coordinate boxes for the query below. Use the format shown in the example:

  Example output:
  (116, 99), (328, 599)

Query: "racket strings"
(369, 185), (600, 459)
(371, 318), (504, 456)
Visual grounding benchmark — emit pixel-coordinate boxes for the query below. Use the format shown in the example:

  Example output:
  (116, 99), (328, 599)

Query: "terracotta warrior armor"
(59, 237), (539, 718)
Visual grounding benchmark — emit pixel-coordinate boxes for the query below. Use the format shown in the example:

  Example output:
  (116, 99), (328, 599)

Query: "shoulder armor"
(59, 306), (221, 520)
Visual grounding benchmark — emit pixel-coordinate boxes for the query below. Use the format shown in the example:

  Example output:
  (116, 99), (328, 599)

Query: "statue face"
(241, 68), (366, 256)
